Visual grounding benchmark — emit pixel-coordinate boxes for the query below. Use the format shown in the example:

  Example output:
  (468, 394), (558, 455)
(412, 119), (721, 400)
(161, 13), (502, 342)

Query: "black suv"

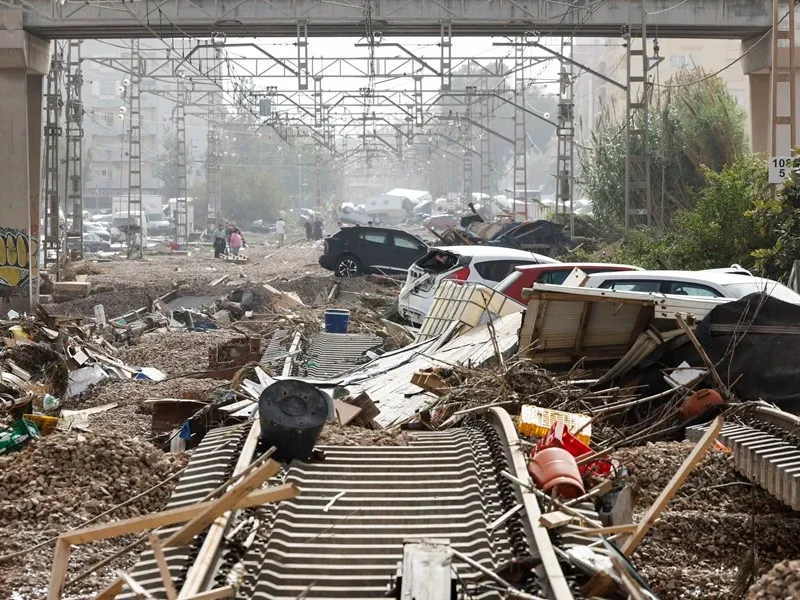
(319, 226), (429, 277)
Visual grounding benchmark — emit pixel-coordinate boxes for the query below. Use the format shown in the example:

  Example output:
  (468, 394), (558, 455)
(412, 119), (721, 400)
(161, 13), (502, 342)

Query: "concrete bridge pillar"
(0, 9), (49, 314)
(743, 29), (800, 155)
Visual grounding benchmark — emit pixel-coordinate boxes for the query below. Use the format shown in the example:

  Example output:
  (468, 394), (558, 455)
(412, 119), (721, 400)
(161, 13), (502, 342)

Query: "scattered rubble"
(748, 559), (800, 599)
(116, 330), (243, 376)
(317, 422), (411, 446)
(2, 227), (800, 600)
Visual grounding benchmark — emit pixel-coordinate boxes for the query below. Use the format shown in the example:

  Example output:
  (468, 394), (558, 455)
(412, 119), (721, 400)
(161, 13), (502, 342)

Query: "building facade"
(80, 40), (207, 212)
(572, 38), (751, 148)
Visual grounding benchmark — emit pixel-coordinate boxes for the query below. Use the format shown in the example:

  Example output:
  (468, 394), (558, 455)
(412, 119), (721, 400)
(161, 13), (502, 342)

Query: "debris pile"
(748, 559), (800, 599)
(0, 431), (186, 527)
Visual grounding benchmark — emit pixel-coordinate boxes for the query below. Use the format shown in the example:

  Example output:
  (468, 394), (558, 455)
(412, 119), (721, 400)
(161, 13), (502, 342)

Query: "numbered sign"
(769, 156), (792, 184)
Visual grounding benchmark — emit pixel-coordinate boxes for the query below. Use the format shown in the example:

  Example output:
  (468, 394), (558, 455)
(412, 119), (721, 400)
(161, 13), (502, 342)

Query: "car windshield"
(723, 281), (800, 304)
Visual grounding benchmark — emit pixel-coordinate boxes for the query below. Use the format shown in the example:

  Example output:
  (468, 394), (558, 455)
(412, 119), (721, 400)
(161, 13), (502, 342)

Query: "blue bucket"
(324, 308), (350, 333)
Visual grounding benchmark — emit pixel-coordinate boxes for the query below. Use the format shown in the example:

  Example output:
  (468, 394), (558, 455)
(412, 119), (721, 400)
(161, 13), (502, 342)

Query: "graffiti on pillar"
(0, 228), (38, 295)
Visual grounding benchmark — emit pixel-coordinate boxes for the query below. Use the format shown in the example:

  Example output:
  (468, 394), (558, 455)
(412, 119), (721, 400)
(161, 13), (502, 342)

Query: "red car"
(496, 262), (641, 304)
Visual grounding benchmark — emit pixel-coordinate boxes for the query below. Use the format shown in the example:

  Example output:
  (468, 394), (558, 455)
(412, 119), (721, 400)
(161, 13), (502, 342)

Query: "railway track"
(114, 409), (577, 600)
(687, 409), (800, 510)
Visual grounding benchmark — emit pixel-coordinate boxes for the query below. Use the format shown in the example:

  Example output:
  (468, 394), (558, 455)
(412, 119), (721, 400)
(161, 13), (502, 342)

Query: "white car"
(585, 270), (800, 304)
(398, 246), (560, 325)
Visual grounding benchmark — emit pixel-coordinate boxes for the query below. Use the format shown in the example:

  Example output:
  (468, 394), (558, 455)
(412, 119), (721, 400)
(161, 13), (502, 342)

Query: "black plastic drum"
(258, 379), (330, 462)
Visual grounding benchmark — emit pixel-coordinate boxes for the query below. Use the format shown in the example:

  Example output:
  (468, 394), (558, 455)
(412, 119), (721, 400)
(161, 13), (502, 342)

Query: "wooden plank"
(168, 446), (275, 550)
(149, 534), (178, 600)
(47, 539), (72, 600)
(90, 483), (296, 600)
(282, 331), (302, 378)
(539, 511), (573, 529)
(571, 523), (637, 537)
(621, 416), (723, 556)
(62, 485), (298, 545)
(179, 421), (262, 598)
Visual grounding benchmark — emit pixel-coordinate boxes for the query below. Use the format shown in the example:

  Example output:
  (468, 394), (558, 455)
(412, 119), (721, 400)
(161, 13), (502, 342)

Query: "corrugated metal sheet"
(261, 328), (289, 370)
(335, 313), (522, 427)
(303, 332), (383, 379)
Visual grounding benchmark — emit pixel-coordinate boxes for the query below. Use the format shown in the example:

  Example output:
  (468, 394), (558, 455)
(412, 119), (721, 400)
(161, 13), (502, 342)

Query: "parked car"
(319, 226), (429, 277)
(68, 232), (111, 253)
(584, 270), (800, 304)
(248, 219), (276, 234)
(398, 246), (560, 325)
(495, 262), (641, 304)
(82, 224), (111, 243)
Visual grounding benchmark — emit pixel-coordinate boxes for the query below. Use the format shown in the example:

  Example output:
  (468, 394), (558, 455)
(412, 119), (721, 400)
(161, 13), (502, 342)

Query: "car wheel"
(335, 255), (362, 277)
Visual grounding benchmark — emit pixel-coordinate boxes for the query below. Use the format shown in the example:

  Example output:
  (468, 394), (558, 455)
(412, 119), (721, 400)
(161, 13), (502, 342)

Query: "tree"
(610, 155), (773, 270)
(579, 68), (748, 228)
(749, 153), (800, 279)
(215, 121), (291, 223)
(155, 128), (194, 199)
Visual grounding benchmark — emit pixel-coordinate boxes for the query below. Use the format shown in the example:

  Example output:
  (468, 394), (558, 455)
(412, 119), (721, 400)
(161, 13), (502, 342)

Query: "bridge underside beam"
(8, 0), (773, 40)
(743, 30), (800, 155)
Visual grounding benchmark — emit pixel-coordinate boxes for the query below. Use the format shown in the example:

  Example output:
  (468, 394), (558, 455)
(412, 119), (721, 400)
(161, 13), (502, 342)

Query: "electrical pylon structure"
(555, 36), (575, 235)
(43, 46), (64, 275)
(127, 39), (144, 258)
(64, 40), (84, 258)
(512, 39), (528, 218)
(175, 75), (189, 248)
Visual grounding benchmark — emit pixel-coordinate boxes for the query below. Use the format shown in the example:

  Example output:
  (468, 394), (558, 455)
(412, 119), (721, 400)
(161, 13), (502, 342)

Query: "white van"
(112, 210), (148, 243)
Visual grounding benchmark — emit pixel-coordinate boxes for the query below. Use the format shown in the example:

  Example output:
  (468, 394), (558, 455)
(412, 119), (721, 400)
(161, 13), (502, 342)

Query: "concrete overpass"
(0, 0), (794, 312)
(0, 0), (777, 39)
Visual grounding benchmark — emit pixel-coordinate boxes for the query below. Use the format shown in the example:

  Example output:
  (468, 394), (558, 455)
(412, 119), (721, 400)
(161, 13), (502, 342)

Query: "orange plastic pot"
(528, 447), (585, 499)
(680, 388), (723, 422)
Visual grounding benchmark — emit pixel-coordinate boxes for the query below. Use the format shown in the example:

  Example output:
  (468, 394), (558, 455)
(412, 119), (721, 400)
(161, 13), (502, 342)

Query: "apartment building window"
(670, 55), (691, 68)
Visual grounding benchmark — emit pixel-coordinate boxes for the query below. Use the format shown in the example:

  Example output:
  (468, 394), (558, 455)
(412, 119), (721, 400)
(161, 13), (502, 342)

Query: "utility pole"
(64, 40), (84, 258)
(556, 36), (575, 236)
(175, 75), (188, 249)
(43, 45), (64, 276)
(769, 0), (797, 167)
(206, 46), (223, 225)
(127, 39), (143, 259)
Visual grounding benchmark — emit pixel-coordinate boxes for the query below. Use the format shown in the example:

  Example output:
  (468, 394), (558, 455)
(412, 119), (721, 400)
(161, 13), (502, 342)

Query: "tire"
(335, 254), (362, 277)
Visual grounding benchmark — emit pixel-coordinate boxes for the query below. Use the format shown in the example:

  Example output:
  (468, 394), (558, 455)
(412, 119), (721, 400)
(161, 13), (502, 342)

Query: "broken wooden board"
(410, 369), (450, 397)
(332, 398), (362, 426)
(263, 284), (305, 311)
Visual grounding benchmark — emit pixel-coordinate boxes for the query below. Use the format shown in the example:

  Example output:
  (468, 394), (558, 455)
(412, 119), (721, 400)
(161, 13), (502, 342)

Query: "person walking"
(312, 216), (324, 241)
(229, 228), (243, 256)
(275, 216), (286, 247)
(304, 219), (313, 241)
(212, 223), (227, 258)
